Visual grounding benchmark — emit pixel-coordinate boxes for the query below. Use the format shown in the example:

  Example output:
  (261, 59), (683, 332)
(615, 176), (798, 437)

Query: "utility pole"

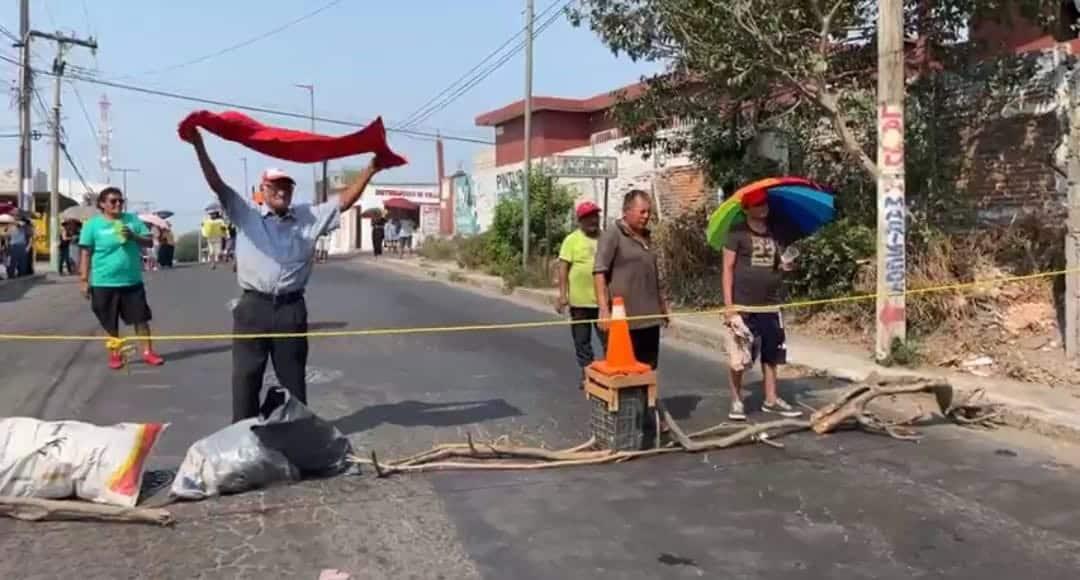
(17, 0), (32, 212)
(1067, 56), (1080, 364)
(110, 167), (139, 195)
(875, 0), (907, 361)
(522, 0), (534, 268)
(295, 83), (317, 203)
(49, 50), (64, 272)
(99, 94), (112, 186)
(33, 30), (96, 272)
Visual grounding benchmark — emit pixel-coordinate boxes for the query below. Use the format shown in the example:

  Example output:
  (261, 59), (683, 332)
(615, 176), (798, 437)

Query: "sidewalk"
(363, 256), (1080, 443)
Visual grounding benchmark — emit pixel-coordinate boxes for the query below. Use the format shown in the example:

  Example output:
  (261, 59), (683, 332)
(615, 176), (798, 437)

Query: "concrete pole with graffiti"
(875, 0), (907, 361)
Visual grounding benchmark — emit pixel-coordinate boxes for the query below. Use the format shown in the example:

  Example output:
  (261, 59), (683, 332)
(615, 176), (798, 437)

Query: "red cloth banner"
(178, 110), (407, 168)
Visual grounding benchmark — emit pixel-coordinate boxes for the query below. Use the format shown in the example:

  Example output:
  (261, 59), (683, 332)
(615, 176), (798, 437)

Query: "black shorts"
(742, 312), (787, 366)
(90, 284), (153, 336)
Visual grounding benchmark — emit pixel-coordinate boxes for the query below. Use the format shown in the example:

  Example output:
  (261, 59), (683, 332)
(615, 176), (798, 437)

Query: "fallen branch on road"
(351, 374), (1006, 477)
(0, 496), (175, 526)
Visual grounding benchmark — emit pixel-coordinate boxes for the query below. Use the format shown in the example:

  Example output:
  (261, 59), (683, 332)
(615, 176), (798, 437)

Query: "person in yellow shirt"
(556, 201), (606, 385)
(201, 211), (227, 269)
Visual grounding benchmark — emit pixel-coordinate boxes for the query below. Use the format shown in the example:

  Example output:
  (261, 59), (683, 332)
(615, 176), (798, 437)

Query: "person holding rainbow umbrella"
(707, 177), (834, 421)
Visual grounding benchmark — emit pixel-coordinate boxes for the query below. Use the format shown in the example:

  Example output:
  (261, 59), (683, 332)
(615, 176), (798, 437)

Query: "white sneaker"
(762, 397), (803, 418)
(728, 399), (747, 421)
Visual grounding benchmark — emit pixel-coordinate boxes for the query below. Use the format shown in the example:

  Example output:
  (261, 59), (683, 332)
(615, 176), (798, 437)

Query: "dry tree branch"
(353, 375), (1005, 477)
(0, 496), (175, 526)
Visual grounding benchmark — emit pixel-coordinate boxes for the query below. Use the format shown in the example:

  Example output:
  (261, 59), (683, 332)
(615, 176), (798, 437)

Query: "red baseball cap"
(576, 201), (601, 218)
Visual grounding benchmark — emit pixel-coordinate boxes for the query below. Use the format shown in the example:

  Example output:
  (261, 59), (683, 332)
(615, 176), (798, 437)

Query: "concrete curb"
(364, 257), (1080, 444)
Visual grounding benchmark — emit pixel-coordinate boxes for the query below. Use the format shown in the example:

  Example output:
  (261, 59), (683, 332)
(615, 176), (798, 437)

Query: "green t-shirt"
(78, 213), (148, 287)
(558, 229), (599, 307)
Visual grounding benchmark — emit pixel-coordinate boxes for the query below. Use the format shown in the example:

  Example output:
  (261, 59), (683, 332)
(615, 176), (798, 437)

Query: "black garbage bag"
(250, 387), (354, 477)
(171, 387), (353, 500)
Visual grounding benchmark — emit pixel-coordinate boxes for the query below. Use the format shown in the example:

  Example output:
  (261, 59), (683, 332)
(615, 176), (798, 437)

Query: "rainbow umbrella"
(706, 177), (835, 250)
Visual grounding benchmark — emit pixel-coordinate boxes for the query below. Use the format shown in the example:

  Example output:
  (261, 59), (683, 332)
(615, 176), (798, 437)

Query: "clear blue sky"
(0, 0), (658, 232)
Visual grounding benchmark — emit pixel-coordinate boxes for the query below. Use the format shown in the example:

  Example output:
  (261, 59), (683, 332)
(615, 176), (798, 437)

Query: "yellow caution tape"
(0, 267), (1075, 344)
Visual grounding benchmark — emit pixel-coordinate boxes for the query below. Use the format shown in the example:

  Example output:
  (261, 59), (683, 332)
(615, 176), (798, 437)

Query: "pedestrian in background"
(722, 189), (802, 420)
(557, 201), (606, 384)
(188, 127), (389, 423)
(5, 218), (30, 278)
(385, 217), (399, 256)
(201, 211), (227, 269)
(371, 212), (386, 258)
(58, 221), (76, 275)
(397, 216), (414, 257)
(158, 226), (175, 268)
(593, 190), (670, 369)
(0, 226), (9, 279)
(78, 187), (165, 370)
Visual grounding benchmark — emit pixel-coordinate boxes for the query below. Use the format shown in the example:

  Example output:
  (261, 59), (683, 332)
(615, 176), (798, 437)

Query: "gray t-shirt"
(725, 223), (785, 307)
(594, 220), (665, 329)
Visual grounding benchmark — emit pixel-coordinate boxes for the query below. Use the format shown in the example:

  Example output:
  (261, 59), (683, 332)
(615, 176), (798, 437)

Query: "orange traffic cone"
(590, 296), (652, 375)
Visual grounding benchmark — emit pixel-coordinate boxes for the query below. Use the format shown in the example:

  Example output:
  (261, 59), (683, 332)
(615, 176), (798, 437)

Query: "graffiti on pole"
(876, 101), (907, 358)
(883, 185), (906, 294)
(879, 104), (905, 296)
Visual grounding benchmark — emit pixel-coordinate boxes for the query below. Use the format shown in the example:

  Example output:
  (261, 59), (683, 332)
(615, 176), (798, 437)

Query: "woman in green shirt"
(78, 187), (165, 370)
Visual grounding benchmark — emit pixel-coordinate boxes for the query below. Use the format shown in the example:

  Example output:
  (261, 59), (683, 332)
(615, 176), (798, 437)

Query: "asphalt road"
(2, 260), (1080, 579)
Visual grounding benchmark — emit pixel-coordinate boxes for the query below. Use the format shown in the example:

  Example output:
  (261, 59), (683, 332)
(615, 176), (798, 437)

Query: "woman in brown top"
(593, 189), (670, 369)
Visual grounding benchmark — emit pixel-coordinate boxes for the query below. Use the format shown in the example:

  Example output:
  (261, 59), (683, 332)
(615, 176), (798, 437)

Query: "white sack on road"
(0, 418), (167, 507)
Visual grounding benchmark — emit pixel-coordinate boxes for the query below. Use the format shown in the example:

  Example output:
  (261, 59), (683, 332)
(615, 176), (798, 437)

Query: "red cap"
(740, 189), (768, 209)
(576, 201), (601, 218)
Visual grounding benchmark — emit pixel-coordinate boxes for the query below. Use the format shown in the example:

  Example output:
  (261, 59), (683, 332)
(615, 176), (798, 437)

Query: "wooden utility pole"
(522, 0), (534, 268)
(33, 30), (96, 272)
(875, 0), (907, 361)
(1067, 59), (1080, 364)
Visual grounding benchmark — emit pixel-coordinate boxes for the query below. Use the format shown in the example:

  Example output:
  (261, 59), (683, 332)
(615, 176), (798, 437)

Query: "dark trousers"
(231, 291), (309, 423)
(571, 307), (607, 371)
(158, 244), (174, 268)
(58, 242), (72, 275)
(629, 325), (661, 369)
(6, 244), (26, 278)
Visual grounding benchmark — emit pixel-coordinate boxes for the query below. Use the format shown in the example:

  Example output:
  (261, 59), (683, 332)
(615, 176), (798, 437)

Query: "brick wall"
(938, 52), (1066, 222)
(653, 166), (710, 218)
(960, 112), (1064, 220)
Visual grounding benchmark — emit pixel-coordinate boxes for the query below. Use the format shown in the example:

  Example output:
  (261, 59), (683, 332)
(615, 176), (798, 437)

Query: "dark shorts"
(90, 283), (153, 336)
(742, 312), (787, 366)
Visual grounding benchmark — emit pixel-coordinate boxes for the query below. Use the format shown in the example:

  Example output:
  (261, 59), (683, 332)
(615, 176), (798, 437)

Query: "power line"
(0, 53), (494, 145)
(404, 3), (568, 130)
(68, 80), (99, 148)
(0, 23), (18, 44)
(60, 141), (96, 199)
(124, 0), (345, 79)
(396, 0), (567, 130)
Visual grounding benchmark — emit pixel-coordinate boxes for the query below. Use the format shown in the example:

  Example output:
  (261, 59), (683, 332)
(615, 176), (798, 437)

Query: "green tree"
(175, 231), (200, 263)
(487, 170), (577, 267)
(570, 0), (1051, 226)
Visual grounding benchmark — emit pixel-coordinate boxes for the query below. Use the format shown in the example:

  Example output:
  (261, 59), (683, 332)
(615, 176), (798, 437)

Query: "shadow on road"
(741, 378), (821, 410)
(164, 342), (233, 362)
(333, 398), (524, 434)
(662, 395), (702, 420)
(0, 275), (51, 303)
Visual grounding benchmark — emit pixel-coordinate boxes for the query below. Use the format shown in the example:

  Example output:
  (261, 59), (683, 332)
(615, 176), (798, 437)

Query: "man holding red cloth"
(185, 113), (403, 422)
